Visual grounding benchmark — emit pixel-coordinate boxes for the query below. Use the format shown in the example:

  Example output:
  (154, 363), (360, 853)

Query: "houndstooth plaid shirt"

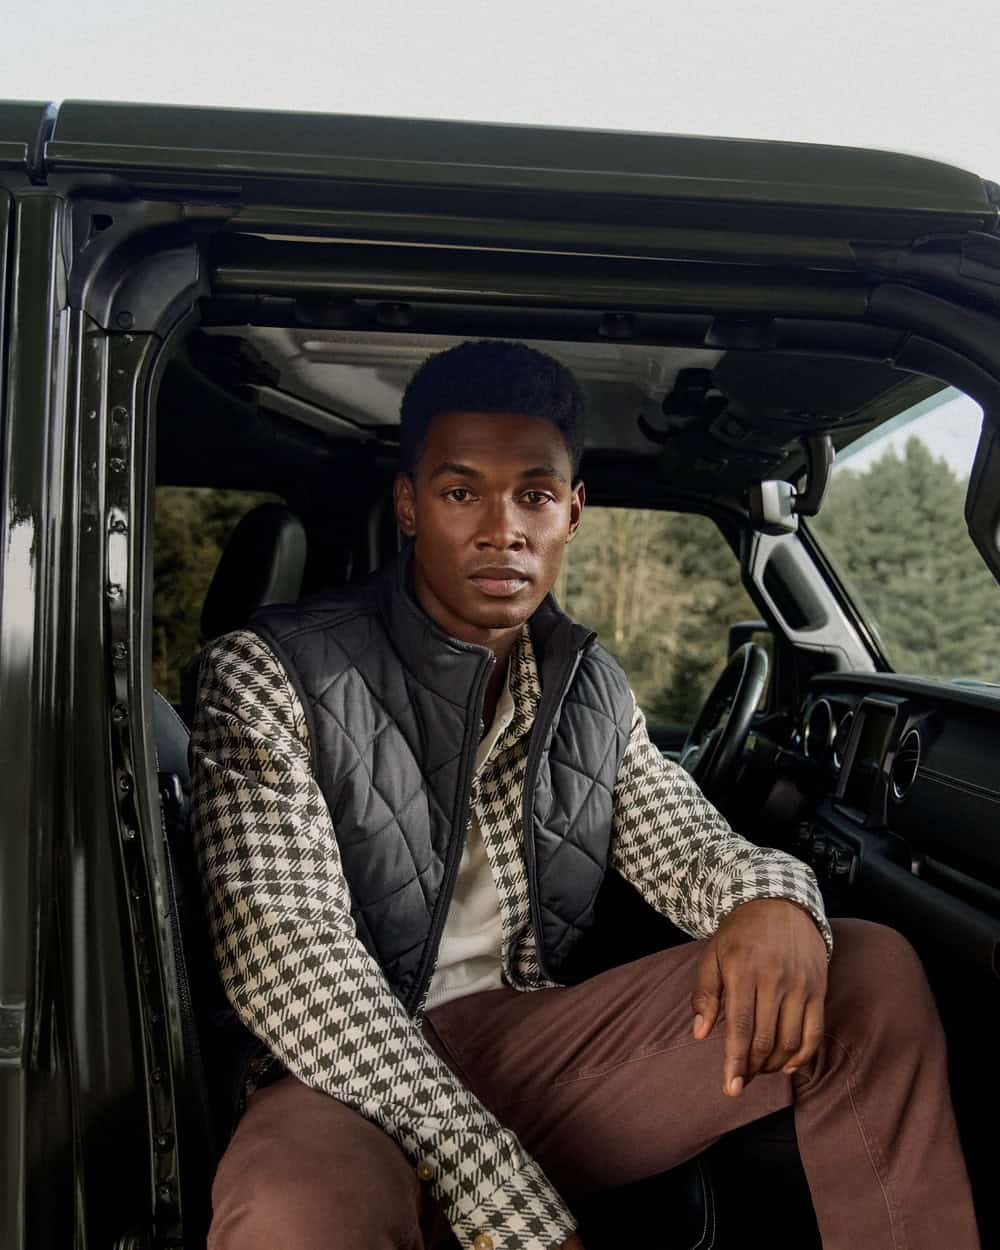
(191, 623), (832, 1250)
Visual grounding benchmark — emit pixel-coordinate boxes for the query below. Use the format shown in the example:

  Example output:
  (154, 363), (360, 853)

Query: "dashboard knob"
(830, 848), (855, 881)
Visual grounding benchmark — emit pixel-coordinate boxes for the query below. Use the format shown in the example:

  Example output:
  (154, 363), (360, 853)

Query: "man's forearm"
(609, 701), (833, 954)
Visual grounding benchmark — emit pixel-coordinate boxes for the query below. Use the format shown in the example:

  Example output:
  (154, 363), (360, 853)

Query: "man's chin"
(466, 594), (537, 632)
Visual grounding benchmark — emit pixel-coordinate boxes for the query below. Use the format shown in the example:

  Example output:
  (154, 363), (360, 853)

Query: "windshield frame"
(797, 519), (892, 672)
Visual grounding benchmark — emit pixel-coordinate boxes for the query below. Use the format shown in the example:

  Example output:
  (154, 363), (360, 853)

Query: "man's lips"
(468, 567), (531, 597)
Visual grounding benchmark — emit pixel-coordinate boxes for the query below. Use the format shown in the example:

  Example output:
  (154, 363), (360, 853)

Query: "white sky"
(834, 391), (984, 478)
(4, 0), (1000, 181)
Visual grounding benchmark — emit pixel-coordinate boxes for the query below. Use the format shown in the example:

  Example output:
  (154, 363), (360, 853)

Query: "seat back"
(179, 503), (307, 725)
(152, 502), (310, 1244)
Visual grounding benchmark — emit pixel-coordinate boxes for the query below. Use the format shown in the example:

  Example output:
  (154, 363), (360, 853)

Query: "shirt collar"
(494, 624), (541, 754)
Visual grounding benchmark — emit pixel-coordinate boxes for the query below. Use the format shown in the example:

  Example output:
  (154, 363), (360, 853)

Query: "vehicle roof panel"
(35, 100), (996, 231)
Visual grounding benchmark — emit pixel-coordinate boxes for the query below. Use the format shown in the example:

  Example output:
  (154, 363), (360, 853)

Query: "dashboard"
(779, 672), (1000, 977)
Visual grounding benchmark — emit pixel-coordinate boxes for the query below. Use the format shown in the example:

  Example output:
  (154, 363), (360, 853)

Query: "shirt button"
(416, 1160), (434, 1182)
(473, 1236), (494, 1250)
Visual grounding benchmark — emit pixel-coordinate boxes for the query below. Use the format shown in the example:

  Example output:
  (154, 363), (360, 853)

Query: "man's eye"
(522, 491), (553, 505)
(445, 488), (473, 502)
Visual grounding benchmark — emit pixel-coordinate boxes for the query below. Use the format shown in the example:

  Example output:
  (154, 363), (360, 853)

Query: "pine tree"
(812, 437), (1000, 681)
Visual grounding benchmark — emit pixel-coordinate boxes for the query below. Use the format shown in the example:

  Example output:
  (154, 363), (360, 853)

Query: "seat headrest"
(200, 503), (307, 641)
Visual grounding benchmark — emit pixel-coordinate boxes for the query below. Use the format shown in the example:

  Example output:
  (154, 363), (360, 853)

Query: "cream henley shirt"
(423, 662), (515, 1012)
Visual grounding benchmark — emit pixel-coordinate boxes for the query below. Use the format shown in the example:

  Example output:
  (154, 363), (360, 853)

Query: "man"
(190, 340), (979, 1250)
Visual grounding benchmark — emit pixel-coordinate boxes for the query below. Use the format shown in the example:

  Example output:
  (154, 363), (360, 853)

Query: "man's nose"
(475, 497), (525, 549)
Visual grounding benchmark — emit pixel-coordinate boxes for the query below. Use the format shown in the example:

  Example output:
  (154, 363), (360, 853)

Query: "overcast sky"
(4, 0), (1000, 180)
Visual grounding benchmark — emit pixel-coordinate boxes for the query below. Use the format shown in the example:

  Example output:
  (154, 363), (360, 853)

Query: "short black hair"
(399, 340), (585, 477)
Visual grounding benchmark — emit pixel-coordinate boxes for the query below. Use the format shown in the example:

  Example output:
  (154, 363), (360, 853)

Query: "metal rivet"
(151, 1069), (164, 1084)
(110, 519), (127, 534)
(131, 889), (142, 902)
(107, 584), (123, 600)
(112, 405), (128, 423)
(122, 826), (136, 842)
(156, 1183), (172, 1203)
(112, 642), (128, 661)
(115, 311), (134, 330)
(109, 457), (126, 474)
(119, 774), (133, 793)
(155, 1133), (173, 1151)
(111, 704), (128, 723)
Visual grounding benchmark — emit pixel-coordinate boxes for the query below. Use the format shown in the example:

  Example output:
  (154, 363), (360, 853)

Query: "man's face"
(394, 410), (584, 646)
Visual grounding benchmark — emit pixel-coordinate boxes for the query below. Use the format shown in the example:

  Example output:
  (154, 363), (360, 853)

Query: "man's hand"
(691, 898), (828, 1097)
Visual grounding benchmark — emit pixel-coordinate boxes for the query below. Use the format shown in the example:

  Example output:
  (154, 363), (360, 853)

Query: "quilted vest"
(250, 544), (633, 1016)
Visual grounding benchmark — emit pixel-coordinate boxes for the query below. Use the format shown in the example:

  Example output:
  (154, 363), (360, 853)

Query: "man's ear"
(394, 472), (417, 537)
(567, 479), (585, 542)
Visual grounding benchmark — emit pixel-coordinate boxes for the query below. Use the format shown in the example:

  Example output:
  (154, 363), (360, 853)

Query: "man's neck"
(482, 643), (515, 734)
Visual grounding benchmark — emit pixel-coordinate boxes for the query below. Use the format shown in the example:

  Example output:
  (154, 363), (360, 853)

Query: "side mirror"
(728, 619), (770, 658)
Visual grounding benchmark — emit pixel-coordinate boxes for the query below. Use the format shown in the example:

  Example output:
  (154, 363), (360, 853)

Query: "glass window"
(556, 508), (759, 725)
(807, 389), (1000, 684)
(153, 486), (284, 703)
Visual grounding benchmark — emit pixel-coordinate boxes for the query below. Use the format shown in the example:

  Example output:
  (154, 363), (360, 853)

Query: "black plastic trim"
(816, 671), (1000, 716)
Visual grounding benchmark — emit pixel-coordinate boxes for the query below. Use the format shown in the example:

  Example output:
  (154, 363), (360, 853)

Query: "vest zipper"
(521, 646), (586, 985)
(408, 649), (495, 1015)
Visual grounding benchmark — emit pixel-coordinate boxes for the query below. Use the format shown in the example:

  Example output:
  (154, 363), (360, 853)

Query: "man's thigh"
(209, 1073), (453, 1250)
(421, 941), (791, 1201)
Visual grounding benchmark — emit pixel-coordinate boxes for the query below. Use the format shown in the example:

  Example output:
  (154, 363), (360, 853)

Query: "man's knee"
(209, 1077), (425, 1250)
(826, 918), (938, 1038)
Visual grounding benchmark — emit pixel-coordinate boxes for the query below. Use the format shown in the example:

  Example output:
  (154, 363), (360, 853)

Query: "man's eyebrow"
(426, 462), (568, 484)
(521, 464), (568, 484)
(428, 462), (485, 482)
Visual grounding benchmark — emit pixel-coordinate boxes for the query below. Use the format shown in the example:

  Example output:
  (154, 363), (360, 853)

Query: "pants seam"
(554, 1034), (718, 1086)
(825, 1029), (909, 1250)
(491, 1034), (724, 1113)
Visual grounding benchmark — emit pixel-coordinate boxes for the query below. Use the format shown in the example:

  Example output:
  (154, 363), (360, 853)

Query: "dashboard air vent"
(803, 698), (835, 762)
(891, 728), (921, 801)
(832, 711), (854, 770)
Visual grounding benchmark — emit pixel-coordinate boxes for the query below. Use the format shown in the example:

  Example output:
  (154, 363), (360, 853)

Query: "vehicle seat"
(151, 502), (310, 1242)
(178, 502), (307, 725)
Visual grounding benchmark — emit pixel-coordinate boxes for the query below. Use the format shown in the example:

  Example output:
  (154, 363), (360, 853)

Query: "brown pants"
(208, 919), (980, 1249)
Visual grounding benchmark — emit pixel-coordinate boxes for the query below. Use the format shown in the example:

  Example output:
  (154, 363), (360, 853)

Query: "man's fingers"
(722, 979), (756, 1096)
(691, 945), (723, 1040)
(744, 978), (783, 1082)
(759, 990), (807, 1075)
(781, 997), (825, 1074)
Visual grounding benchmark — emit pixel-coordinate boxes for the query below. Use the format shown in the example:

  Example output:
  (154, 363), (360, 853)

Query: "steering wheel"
(678, 643), (769, 801)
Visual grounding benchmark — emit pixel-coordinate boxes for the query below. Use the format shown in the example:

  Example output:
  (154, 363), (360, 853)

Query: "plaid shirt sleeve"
(189, 628), (576, 1250)
(609, 699), (833, 956)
